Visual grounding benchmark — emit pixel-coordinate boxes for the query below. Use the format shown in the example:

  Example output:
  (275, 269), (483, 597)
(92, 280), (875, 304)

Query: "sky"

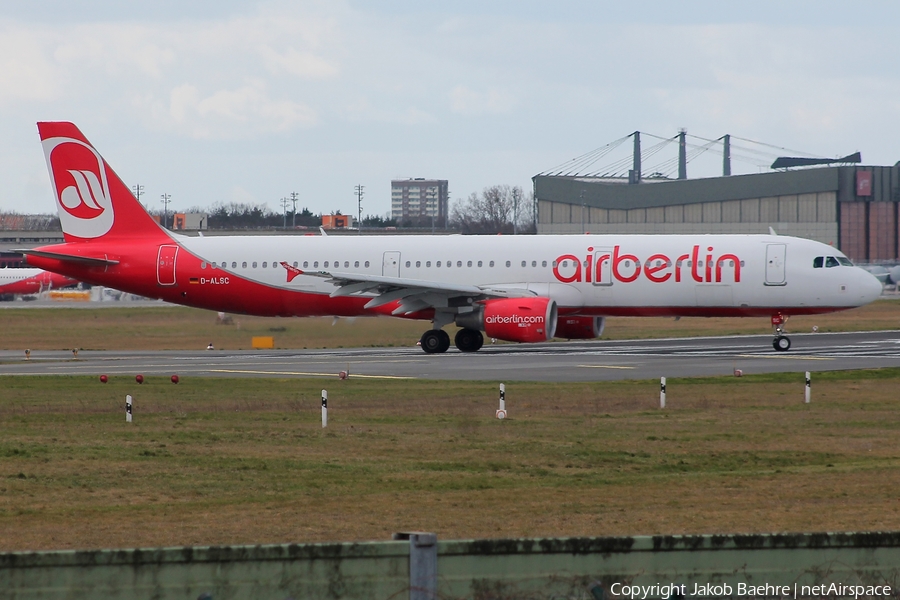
(1, 0), (899, 218)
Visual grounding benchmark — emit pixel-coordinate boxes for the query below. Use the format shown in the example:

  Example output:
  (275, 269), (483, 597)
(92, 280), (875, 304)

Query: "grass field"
(0, 298), (898, 351)
(2, 370), (900, 551)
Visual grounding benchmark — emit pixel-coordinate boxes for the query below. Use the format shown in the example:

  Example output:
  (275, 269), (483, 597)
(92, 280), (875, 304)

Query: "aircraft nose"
(861, 269), (883, 304)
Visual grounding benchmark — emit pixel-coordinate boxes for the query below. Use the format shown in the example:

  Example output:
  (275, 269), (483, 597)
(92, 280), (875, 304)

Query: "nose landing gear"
(771, 313), (791, 351)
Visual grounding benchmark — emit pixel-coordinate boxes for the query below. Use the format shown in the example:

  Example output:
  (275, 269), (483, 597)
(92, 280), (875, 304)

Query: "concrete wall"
(4, 532), (900, 599)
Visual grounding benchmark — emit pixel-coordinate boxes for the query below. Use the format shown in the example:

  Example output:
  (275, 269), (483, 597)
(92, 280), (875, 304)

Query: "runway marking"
(735, 354), (833, 361)
(577, 364), (635, 370)
(208, 368), (415, 379)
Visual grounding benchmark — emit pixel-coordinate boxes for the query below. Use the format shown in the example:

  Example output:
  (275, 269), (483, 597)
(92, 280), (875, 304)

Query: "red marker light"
(135, 374), (144, 384)
(100, 374), (108, 383)
(171, 375), (179, 384)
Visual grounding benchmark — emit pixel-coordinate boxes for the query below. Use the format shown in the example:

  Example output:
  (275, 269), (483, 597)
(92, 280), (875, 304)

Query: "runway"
(1, 330), (899, 382)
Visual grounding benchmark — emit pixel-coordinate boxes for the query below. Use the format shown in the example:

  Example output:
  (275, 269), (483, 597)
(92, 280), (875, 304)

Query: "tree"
(450, 185), (535, 234)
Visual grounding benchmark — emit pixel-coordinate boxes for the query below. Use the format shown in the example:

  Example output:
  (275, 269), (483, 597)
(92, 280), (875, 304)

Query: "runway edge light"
(496, 383), (507, 419)
(125, 395), (133, 423)
(660, 377), (666, 409)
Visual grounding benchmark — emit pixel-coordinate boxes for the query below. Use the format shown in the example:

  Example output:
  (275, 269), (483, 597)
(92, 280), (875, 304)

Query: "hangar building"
(534, 132), (900, 263)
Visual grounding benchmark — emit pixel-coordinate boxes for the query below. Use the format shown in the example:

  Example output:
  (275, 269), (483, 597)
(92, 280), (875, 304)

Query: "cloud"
(259, 46), (339, 79)
(0, 26), (60, 105)
(450, 86), (515, 116)
(163, 81), (317, 138)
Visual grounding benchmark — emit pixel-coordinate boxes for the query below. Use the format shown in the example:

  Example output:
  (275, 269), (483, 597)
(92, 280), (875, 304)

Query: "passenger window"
(523, 261), (527, 268)
(303, 261), (309, 268)
(467, 261), (472, 267)
(436, 261), (441, 267)
(364, 261), (370, 267)
(324, 261), (329, 268)
(314, 261), (319, 268)
(740, 261), (745, 267)
(241, 262), (247, 268)
(293, 261), (298, 268)
(252, 262), (257, 268)
(542, 261), (547, 267)
(261, 262), (267, 268)
(478, 261), (482, 267)
(532, 261), (537, 267)
(457, 261), (462, 267)
(231, 262), (237, 268)
(405, 261), (411, 268)
(426, 261), (431, 267)
(344, 261), (349, 268)
(201, 262), (207, 269)
(416, 261), (421, 268)
(561, 260), (568, 267)
(582, 260), (588, 268)
(838, 257), (853, 266)
(506, 261), (511, 267)
(826, 256), (840, 268)
(354, 261), (359, 268)
(813, 257), (823, 268)
(490, 261), (495, 267)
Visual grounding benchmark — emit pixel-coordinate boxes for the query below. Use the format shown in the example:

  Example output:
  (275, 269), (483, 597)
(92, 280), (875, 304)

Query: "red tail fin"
(37, 122), (169, 243)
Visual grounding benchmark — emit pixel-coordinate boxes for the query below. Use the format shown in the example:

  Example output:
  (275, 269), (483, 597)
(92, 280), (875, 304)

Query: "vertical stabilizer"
(37, 122), (169, 243)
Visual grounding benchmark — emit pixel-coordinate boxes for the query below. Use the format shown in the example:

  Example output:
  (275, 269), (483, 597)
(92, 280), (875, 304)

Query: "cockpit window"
(825, 256), (840, 268)
(813, 257), (823, 268)
(837, 257), (853, 266)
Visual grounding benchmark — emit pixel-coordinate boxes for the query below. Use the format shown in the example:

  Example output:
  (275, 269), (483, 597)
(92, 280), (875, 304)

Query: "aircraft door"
(765, 243), (787, 286)
(383, 251), (401, 278)
(157, 245), (178, 286)
(593, 249), (613, 286)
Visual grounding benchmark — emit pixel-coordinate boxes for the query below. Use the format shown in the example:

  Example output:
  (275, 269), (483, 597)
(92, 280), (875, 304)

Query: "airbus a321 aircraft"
(0, 267), (77, 296)
(21, 122), (883, 353)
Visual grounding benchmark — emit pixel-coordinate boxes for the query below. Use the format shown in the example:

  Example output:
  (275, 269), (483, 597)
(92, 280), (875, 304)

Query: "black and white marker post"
(126, 394), (133, 423)
(805, 371), (811, 404)
(660, 377), (666, 409)
(321, 389), (328, 428)
(496, 383), (507, 419)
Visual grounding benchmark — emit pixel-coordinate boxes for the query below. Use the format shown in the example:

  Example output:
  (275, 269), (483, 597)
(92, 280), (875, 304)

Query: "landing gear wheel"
(773, 335), (791, 352)
(454, 328), (484, 353)
(420, 329), (451, 354)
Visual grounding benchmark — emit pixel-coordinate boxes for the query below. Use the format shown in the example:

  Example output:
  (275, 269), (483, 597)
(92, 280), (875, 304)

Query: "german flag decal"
(189, 277), (199, 284)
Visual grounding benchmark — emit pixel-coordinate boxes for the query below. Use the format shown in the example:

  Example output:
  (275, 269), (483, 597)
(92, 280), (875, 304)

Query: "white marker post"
(805, 372), (811, 404)
(496, 383), (507, 419)
(126, 395), (133, 423)
(660, 377), (666, 409)
(321, 389), (328, 428)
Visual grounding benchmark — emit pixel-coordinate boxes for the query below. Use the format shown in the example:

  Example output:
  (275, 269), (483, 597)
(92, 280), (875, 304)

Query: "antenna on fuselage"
(319, 226), (328, 237)
(768, 226), (778, 236)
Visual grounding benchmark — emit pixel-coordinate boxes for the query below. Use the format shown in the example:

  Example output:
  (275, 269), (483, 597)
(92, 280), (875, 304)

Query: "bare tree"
(450, 185), (534, 234)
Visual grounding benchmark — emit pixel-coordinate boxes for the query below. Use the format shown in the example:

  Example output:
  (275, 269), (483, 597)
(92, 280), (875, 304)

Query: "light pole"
(160, 193), (171, 229)
(280, 197), (290, 229)
(132, 184), (144, 205)
(290, 191), (298, 229)
(354, 185), (364, 232)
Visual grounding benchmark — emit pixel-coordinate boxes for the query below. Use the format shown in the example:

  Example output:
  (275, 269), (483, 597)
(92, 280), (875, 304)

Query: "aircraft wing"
(303, 270), (536, 315)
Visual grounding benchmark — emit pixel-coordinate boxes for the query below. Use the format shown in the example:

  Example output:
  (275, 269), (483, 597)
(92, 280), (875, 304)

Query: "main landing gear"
(771, 313), (791, 352)
(419, 328), (484, 354)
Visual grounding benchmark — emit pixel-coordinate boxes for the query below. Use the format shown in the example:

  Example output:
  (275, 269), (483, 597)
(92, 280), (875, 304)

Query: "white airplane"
(0, 267), (77, 296)
(21, 122), (882, 352)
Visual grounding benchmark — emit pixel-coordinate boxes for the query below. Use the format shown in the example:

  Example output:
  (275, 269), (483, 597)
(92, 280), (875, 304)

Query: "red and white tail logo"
(38, 122), (168, 243)
(43, 137), (114, 239)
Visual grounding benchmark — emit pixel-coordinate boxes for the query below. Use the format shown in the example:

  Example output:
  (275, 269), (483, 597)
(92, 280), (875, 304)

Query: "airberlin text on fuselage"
(553, 245), (742, 285)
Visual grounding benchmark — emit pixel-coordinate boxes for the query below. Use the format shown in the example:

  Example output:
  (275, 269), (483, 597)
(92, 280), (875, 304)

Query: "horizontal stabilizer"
(17, 249), (119, 267)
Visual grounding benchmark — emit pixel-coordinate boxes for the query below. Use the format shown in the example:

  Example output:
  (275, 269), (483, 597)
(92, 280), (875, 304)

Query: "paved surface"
(1, 330), (899, 382)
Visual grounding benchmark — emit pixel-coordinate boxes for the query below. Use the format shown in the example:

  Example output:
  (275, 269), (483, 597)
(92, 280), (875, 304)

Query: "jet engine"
(554, 316), (605, 339)
(455, 297), (557, 343)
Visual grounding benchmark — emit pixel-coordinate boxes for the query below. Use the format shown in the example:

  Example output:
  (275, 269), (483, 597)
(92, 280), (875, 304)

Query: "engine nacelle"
(456, 297), (557, 343)
(554, 316), (605, 339)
